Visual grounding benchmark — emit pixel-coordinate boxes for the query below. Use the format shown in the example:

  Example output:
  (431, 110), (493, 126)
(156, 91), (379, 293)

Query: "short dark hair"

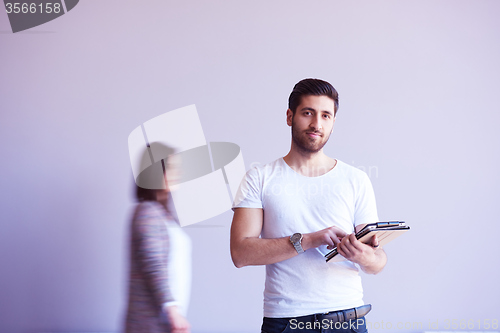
(288, 78), (339, 116)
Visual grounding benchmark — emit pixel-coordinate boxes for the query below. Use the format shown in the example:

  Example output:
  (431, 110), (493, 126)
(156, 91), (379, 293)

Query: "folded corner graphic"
(5, 0), (80, 33)
(128, 105), (246, 227)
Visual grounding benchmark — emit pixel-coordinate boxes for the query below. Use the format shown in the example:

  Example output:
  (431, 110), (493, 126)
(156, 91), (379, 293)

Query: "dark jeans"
(261, 315), (368, 333)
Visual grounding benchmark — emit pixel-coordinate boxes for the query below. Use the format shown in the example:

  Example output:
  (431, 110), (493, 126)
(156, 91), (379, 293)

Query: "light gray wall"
(1, 1), (499, 332)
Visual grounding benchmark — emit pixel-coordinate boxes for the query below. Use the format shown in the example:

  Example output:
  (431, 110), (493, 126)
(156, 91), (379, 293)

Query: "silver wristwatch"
(290, 233), (304, 254)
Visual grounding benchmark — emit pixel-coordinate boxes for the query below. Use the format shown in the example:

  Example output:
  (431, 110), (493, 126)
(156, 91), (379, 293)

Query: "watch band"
(290, 233), (304, 254)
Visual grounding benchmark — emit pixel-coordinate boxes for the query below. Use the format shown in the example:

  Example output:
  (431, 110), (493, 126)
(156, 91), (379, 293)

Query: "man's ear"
(286, 109), (293, 126)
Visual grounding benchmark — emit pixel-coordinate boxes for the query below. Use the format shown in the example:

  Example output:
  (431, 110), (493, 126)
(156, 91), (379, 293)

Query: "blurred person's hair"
(136, 183), (160, 202)
(134, 143), (176, 202)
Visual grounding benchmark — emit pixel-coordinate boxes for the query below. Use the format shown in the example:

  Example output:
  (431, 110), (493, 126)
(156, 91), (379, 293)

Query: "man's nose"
(310, 115), (322, 131)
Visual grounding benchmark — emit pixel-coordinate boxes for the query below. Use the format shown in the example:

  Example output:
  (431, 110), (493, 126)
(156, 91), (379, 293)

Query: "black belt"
(317, 304), (372, 322)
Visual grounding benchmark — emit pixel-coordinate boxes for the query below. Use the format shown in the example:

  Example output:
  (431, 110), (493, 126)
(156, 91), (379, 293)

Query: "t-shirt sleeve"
(232, 167), (263, 210)
(353, 172), (379, 227)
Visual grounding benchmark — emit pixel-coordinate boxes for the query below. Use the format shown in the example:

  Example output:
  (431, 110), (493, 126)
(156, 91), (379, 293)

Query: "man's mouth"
(306, 132), (322, 138)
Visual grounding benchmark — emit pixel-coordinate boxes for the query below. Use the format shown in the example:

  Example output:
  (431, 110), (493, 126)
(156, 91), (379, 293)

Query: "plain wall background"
(1, 1), (499, 332)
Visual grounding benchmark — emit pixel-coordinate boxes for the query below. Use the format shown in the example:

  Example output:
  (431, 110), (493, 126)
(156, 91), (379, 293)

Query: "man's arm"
(336, 224), (387, 275)
(230, 207), (346, 268)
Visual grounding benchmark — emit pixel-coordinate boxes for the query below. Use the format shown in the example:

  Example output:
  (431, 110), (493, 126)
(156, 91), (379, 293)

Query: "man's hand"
(163, 305), (190, 333)
(337, 233), (386, 274)
(302, 226), (347, 251)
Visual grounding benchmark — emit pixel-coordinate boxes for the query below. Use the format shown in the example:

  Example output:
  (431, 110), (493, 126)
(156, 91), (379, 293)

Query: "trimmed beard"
(291, 117), (331, 154)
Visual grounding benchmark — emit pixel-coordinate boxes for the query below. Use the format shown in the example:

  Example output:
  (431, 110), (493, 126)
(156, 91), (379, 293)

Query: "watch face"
(291, 233), (302, 243)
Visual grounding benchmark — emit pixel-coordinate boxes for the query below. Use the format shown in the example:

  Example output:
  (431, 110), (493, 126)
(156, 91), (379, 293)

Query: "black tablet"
(325, 221), (409, 262)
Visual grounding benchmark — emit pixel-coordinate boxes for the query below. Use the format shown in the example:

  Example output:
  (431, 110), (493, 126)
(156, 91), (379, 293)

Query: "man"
(230, 78), (387, 333)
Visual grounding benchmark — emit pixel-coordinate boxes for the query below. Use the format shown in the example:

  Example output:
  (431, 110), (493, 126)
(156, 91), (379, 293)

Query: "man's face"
(287, 95), (336, 154)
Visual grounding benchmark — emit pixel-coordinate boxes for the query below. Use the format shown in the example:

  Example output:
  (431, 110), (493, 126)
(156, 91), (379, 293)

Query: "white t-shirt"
(232, 158), (378, 318)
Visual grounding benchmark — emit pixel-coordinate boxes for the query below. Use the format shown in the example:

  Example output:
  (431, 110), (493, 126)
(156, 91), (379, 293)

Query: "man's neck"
(283, 147), (337, 177)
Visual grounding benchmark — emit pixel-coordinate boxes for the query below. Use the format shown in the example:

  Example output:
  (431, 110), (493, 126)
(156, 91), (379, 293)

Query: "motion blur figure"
(125, 149), (191, 333)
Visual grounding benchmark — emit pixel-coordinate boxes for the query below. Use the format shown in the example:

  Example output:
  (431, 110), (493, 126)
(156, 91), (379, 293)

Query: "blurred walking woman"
(125, 153), (191, 333)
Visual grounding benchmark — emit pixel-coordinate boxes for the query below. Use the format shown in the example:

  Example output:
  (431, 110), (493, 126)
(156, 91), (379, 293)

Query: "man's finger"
(324, 233), (335, 248)
(329, 226), (347, 238)
(338, 241), (352, 257)
(343, 233), (360, 250)
(336, 230), (348, 238)
(330, 234), (341, 246)
(347, 233), (367, 252)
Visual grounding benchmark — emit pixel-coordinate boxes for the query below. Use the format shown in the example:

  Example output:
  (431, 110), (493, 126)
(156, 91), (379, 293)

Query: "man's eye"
(323, 114), (330, 119)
